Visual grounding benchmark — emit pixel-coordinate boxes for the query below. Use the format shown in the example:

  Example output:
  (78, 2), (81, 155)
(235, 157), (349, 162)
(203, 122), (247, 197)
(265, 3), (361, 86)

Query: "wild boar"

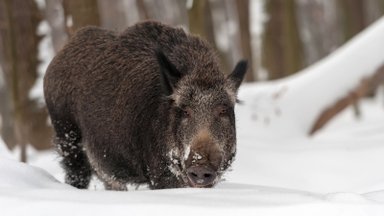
(44, 21), (247, 190)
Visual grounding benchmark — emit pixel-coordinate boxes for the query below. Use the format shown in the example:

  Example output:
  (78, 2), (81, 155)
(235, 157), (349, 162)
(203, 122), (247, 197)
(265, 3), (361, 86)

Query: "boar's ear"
(156, 50), (182, 96)
(227, 60), (248, 91)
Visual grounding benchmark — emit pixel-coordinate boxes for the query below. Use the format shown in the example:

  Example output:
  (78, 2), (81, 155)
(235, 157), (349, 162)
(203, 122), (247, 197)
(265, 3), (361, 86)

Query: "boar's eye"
(217, 105), (229, 117)
(181, 107), (193, 119)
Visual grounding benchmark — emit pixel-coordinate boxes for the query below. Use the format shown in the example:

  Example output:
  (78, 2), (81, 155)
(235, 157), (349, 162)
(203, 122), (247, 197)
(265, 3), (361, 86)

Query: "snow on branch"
(310, 64), (384, 135)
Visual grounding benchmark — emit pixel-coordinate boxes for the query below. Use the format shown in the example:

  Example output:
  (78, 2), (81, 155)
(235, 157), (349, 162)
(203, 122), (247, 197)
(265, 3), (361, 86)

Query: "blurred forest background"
(0, 0), (383, 162)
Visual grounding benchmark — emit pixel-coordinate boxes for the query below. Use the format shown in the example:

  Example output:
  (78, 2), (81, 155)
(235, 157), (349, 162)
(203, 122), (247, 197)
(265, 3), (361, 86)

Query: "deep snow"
(1, 14), (384, 216)
(1, 98), (384, 216)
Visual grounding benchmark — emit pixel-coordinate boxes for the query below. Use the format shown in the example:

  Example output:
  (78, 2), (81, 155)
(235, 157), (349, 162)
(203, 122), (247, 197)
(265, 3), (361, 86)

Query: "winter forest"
(1, 0), (384, 215)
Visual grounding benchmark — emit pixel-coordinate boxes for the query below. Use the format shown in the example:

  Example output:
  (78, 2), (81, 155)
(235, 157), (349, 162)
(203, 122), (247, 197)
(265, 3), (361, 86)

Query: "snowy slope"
(241, 16), (384, 139)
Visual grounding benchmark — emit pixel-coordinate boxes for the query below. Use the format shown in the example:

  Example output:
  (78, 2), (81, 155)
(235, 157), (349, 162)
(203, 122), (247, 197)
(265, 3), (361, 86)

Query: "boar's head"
(157, 50), (247, 188)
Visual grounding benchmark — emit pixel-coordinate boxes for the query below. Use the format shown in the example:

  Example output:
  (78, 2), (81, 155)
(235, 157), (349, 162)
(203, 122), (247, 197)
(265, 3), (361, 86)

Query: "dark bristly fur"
(44, 21), (247, 190)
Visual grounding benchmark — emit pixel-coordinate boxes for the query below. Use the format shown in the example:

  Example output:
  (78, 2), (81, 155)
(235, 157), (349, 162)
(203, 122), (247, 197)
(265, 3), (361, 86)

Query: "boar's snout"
(182, 129), (224, 187)
(186, 166), (217, 187)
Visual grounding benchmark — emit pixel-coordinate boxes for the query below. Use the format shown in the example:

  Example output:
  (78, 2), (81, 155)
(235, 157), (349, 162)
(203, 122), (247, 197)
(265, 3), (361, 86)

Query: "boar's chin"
(187, 180), (216, 188)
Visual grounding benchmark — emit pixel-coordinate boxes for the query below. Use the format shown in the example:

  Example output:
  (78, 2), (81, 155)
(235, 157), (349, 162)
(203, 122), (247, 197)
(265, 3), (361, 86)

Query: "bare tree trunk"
(338, 0), (365, 41)
(188, 0), (232, 74)
(283, 0), (303, 77)
(0, 0), (50, 161)
(188, 0), (216, 45)
(262, 0), (303, 80)
(0, 0), (16, 151)
(136, 0), (150, 20)
(44, 0), (68, 53)
(235, 0), (255, 82)
(142, 0), (188, 26)
(0, 69), (16, 149)
(296, 0), (344, 66)
(364, 0), (384, 25)
(63, 0), (100, 34)
(98, 0), (139, 31)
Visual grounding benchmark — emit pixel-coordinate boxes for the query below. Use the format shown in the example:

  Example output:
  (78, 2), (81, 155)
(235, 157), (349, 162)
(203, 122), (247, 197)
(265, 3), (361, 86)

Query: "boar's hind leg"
(52, 118), (92, 189)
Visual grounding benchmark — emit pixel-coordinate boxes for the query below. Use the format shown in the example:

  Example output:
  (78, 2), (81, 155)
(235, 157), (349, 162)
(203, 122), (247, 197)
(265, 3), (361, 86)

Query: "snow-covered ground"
(1, 14), (384, 216)
(233, 95), (384, 195)
(1, 97), (384, 216)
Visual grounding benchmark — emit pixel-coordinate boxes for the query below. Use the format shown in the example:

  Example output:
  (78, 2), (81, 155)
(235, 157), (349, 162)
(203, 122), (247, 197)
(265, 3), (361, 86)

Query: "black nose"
(187, 166), (217, 187)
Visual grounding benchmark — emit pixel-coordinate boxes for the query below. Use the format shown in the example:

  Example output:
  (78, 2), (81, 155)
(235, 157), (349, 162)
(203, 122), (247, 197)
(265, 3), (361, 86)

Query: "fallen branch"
(309, 63), (384, 136)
